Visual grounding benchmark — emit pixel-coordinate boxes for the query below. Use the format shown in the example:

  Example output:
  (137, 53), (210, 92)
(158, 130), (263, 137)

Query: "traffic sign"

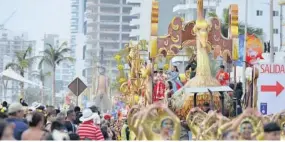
(68, 77), (87, 105)
(261, 81), (284, 96)
(260, 103), (267, 115)
(257, 63), (285, 114)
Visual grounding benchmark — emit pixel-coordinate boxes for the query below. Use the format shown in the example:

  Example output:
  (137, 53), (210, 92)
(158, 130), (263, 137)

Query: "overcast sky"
(0, 0), (70, 41)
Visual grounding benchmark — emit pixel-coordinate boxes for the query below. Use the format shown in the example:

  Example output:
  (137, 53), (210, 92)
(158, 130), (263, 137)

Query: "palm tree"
(5, 46), (33, 98)
(38, 42), (74, 105)
(30, 70), (51, 104)
(208, 8), (263, 38)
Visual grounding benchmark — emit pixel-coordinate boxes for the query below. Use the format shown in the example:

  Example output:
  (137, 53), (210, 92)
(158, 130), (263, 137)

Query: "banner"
(236, 34), (264, 66)
(236, 35), (245, 66)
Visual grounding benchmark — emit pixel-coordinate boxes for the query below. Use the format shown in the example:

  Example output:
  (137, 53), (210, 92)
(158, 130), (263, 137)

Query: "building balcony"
(129, 29), (140, 37)
(99, 12), (121, 16)
(101, 20), (121, 25)
(98, 3), (120, 7)
(71, 2), (79, 6)
(130, 6), (140, 15)
(86, 1), (96, 9)
(126, 0), (142, 4)
(86, 30), (97, 36)
(173, 0), (220, 13)
(87, 20), (121, 27)
(100, 30), (120, 34)
(104, 48), (119, 52)
(85, 12), (97, 20)
(129, 18), (140, 26)
(173, 4), (190, 13)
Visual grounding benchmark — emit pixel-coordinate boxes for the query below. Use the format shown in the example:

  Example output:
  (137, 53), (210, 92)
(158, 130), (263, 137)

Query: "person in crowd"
(89, 105), (101, 127)
(51, 121), (66, 132)
(121, 119), (135, 140)
(180, 120), (190, 140)
(185, 55), (197, 79)
(216, 65), (229, 86)
(0, 119), (15, 140)
(166, 66), (183, 92)
(0, 112), (7, 119)
(2, 101), (8, 110)
(46, 121), (70, 140)
(89, 105), (100, 116)
(228, 83), (235, 97)
(153, 69), (166, 102)
(165, 81), (174, 107)
(77, 108), (104, 140)
(234, 82), (243, 115)
(263, 122), (281, 140)
(55, 109), (61, 116)
(101, 124), (112, 140)
(45, 112), (56, 132)
(222, 130), (239, 140)
(6, 102), (28, 140)
(21, 112), (48, 140)
(202, 102), (211, 113)
(19, 98), (28, 107)
(74, 106), (82, 125)
(239, 121), (254, 140)
(69, 133), (80, 140)
(56, 112), (66, 125)
(65, 109), (76, 133)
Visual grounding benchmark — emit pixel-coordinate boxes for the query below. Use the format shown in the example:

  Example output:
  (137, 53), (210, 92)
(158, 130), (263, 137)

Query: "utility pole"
(242, 0), (248, 99)
(270, 0), (274, 63)
(279, 0), (285, 51)
(281, 4), (283, 51)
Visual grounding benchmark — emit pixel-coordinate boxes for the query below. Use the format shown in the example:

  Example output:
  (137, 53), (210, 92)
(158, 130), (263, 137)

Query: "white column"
(242, 0), (248, 96)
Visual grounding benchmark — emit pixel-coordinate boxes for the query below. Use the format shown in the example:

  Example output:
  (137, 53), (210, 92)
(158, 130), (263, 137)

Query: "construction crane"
(0, 10), (17, 30)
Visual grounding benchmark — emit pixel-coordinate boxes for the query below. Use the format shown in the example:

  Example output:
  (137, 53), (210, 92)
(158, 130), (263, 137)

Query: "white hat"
(80, 109), (97, 122)
(29, 102), (41, 111)
(8, 102), (24, 114)
(93, 113), (101, 124)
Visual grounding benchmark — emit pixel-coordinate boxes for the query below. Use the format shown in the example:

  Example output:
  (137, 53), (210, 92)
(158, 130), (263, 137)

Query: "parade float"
(151, 0), (239, 118)
(114, 40), (152, 107)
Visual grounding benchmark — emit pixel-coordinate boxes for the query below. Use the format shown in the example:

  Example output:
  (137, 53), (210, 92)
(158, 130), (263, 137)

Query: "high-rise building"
(84, 0), (139, 85)
(71, 0), (85, 55)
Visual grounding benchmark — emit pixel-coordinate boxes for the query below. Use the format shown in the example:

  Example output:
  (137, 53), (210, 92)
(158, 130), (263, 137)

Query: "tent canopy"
(0, 68), (42, 87)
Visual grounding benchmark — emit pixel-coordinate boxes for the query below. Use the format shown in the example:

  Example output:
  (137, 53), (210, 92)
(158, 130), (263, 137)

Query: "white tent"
(0, 68), (41, 87)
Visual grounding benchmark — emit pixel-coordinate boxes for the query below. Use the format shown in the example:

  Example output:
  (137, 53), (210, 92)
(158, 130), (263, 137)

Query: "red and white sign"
(257, 63), (285, 114)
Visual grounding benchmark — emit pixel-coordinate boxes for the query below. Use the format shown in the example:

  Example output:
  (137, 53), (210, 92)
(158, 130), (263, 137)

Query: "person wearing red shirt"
(216, 65), (229, 86)
(77, 109), (104, 140)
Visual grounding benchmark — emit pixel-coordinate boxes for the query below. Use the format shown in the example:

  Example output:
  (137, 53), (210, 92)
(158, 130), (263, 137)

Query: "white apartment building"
(173, 0), (285, 52)
(70, 0), (85, 78)
(127, 0), (180, 41)
(84, 0), (138, 84)
(0, 31), (37, 102)
(173, 0), (221, 22)
(127, 0), (152, 41)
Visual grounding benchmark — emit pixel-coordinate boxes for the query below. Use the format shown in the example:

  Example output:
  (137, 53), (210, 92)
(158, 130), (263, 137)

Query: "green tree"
(38, 42), (74, 105)
(30, 70), (51, 104)
(208, 9), (263, 38)
(5, 46), (33, 98)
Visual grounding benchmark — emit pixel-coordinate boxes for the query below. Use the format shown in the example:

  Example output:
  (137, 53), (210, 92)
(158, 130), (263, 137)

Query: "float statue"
(94, 66), (112, 112)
